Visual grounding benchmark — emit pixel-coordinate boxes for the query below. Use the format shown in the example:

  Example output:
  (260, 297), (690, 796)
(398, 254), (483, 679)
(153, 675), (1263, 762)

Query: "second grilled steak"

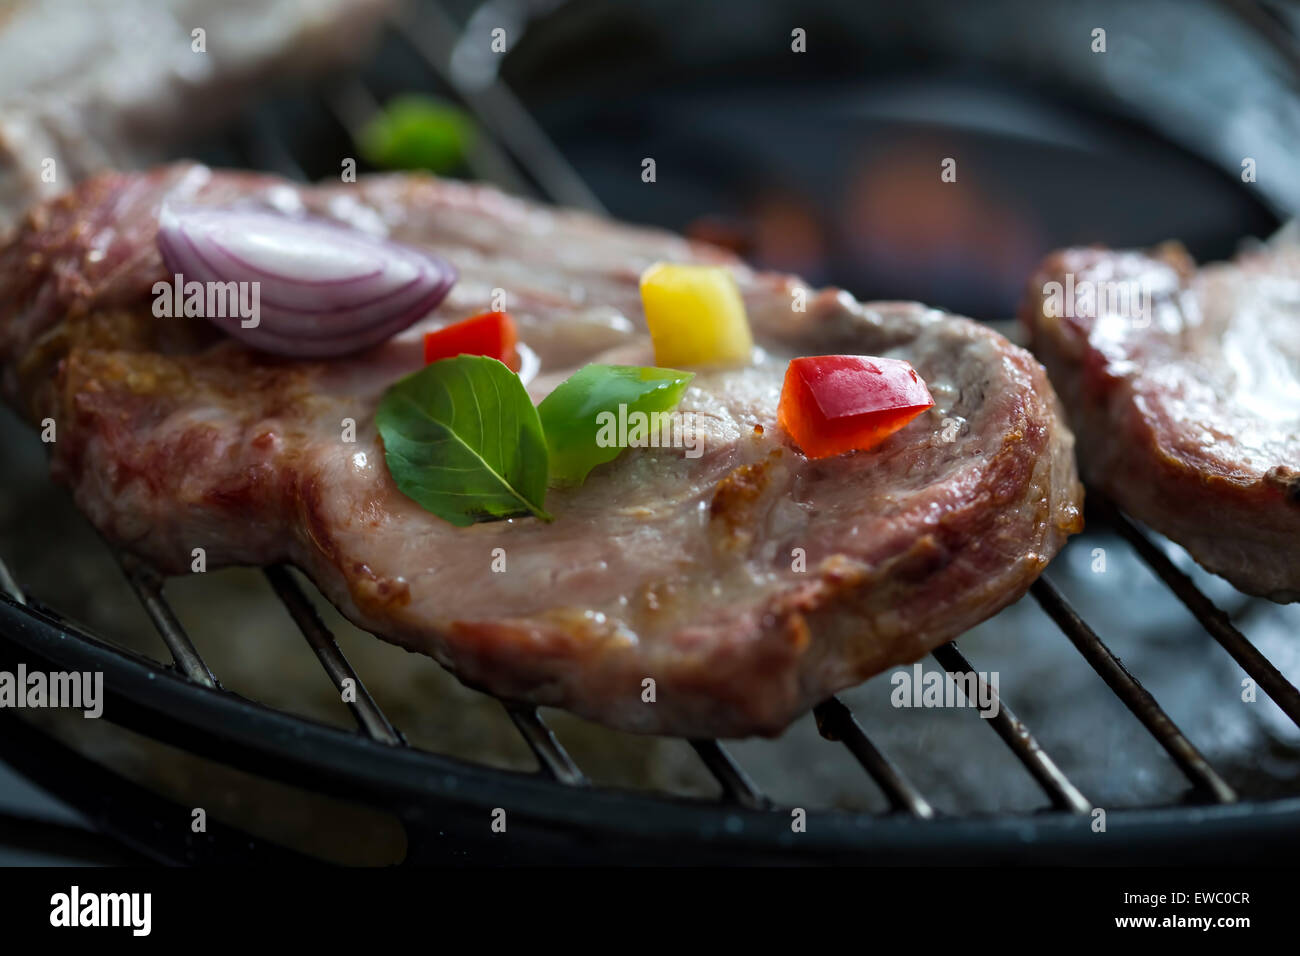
(1, 164), (1083, 736)
(1022, 241), (1300, 603)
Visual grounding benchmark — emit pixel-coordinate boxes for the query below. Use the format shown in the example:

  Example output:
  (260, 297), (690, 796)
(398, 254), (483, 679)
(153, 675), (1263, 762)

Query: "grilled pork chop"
(0, 164), (1082, 736)
(1023, 243), (1300, 603)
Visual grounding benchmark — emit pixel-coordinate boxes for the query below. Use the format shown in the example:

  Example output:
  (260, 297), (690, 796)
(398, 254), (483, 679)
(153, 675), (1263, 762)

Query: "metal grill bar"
(690, 740), (768, 809)
(814, 696), (934, 817)
(931, 642), (1091, 813)
(238, 111), (307, 182)
(1103, 502), (1300, 728)
(263, 565), (404, 746)
(0, 554), (23, 605)
(327, 75), (535, 199)
(117, 554), (218, 689)
(391, 3), (605, 212)
(1031, 576), (1237, 803)
(503, 704), (588, 785)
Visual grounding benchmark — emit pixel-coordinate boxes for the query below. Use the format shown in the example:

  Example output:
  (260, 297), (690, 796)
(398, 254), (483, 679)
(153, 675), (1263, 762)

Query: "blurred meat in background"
(0, 0), (390, 227)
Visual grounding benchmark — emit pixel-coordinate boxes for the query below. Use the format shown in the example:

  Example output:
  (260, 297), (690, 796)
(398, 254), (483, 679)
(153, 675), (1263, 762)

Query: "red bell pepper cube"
(778, 355), (934, 459)
(423, 311), (520, 372)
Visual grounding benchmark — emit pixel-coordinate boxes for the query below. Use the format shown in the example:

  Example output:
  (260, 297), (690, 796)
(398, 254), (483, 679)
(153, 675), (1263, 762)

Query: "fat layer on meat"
(0, 164), (1083, 736)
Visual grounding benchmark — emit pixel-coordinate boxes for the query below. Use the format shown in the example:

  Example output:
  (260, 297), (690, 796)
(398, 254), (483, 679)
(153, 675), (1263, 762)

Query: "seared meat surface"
(0, 165), (1082, 736)
(1023, 243), (1300, 603)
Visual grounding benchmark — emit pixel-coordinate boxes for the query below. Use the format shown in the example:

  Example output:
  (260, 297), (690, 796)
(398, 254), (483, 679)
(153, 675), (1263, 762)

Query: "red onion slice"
(157, 204), (456, 357)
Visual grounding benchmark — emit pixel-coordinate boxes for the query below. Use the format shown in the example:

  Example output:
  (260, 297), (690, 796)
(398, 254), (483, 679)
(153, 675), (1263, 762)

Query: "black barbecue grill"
(1, 0), (1299, 865)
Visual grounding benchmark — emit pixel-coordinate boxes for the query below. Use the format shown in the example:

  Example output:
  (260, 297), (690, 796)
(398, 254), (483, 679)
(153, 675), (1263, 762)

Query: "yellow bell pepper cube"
(639, 262), (754, 368)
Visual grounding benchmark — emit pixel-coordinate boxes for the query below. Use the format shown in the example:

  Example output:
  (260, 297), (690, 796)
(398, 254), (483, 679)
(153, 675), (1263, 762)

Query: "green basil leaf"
(537, 364), (695, 487)
(376, 355), (552, 526)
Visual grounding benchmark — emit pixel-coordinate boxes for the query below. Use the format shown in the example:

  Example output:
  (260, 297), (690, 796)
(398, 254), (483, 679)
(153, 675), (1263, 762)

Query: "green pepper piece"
(359, 94), (476, 174)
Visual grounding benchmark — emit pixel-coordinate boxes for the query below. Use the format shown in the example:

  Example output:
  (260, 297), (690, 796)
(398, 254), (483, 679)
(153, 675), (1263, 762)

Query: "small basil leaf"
(537, 364), (695, 487)
(377, 355), (552, 526)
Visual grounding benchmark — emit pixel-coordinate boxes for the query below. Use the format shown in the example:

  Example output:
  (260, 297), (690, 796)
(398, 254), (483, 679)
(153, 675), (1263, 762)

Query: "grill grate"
(262, 565), (404, 746)
(930, 641), (1092, 814)
(118, 553), (219, 689)
(812, 696), (934, 818)
(1101, 500), (1300, 727)
(1, 2), (1298, 863)
(1031, 576), (1239, 804)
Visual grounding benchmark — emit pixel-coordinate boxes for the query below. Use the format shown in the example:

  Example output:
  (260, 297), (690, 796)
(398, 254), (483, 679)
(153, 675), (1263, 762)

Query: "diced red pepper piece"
(423, 311), (520, 372)
(778, 355), (934, 459)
